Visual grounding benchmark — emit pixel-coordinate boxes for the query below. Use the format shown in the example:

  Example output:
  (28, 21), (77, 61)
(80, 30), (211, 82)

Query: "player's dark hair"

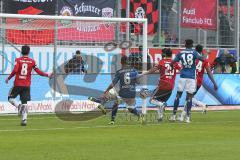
(139, 45), (143, 52)
(165, 48), (172, 57)
(185, 39), (193, 48)
(21, 45), (30, 55)
(195, 44), (203, 53)
(121, 56), (128, 65)
(76, 50), (81, 55)
(162, 48), (167, 58)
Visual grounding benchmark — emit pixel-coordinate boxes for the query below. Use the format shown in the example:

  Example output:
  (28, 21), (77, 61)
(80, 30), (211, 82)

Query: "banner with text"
(58, 0), (115, 41)
(181, 0), (217, 30)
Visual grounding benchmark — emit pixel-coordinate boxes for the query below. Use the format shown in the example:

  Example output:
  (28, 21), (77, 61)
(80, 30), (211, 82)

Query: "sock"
(157, 106), (163, 119)
(8, 98), (19, 108)
(21, 104), (28, 121)
(111, 103), (119, 121)
(186, 99), (192, 117)
(150, 98), (164, 107)
(173, 98), (180, 115)
(129, 107), (140, 116)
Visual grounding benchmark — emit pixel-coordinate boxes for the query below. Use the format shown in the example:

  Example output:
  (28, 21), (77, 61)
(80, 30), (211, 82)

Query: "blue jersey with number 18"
(173, 48), (203, 79)
(112, 67), (138, 98)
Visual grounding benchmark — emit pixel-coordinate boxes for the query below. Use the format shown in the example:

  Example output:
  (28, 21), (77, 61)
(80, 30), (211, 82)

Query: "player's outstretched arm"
(137, 65), (158, 79)
(34, 68), (53, 78)
(145, 65), (158, 75)
(5, 60), (19, 84)
(195, 51), (206, 61)
(206, 66), (218, 90)
(5, 70), (16, 84)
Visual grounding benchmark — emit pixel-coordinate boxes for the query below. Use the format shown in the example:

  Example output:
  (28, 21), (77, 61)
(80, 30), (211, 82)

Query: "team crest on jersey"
(135, 7), (145, 18)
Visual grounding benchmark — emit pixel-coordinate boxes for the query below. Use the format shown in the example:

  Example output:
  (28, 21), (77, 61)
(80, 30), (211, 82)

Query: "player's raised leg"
(150, 97), (166, 121)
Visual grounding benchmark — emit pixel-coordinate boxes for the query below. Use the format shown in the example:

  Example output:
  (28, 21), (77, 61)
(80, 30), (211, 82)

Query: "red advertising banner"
(4, 0), (55, 45)
(181, 0), (217, 30)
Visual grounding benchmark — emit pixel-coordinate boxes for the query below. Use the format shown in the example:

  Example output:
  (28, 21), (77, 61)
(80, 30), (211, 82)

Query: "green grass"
(0, 110), (240, 160)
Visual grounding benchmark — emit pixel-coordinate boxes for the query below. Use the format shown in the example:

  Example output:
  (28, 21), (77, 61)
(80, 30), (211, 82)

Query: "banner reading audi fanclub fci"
(181, 0), (217, 30)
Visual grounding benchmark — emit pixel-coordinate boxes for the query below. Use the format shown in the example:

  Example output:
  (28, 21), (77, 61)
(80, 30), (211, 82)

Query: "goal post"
(0, 13), (148, 115)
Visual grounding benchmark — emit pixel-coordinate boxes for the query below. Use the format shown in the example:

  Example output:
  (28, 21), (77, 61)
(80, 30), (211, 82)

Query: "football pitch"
(0, 110), (240, 160)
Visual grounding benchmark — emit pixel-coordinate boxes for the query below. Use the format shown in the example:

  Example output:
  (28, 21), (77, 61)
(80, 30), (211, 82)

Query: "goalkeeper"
(64, 50), (87, 74)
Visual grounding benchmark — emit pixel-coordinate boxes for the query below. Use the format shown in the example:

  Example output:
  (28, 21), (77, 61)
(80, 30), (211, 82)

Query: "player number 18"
(181, 54), (193, 67)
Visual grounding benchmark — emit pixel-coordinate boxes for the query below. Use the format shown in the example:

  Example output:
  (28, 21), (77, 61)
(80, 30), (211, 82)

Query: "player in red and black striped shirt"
(193, 45), (218, 112)
(5, 45), (53, 126)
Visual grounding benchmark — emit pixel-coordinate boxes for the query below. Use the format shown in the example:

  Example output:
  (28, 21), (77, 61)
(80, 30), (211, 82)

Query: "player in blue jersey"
(89, 56), (143, 124)
(169, 39), (204, 123)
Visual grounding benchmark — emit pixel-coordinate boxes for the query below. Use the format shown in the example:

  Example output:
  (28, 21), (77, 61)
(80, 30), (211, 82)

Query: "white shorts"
(177, 78), (196, 94)
(106, 88), (119, 100)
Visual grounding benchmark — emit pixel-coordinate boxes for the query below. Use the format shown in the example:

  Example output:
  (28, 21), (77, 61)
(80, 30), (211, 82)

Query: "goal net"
(0, 13), (148, 116)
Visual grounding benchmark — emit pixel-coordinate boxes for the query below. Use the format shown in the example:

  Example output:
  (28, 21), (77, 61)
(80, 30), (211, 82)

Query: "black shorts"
(153, 88), (172, 102)
(8, 86), (30, 104)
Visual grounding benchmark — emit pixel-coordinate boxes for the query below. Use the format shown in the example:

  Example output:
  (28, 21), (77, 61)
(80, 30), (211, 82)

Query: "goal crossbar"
(0, 13), (147, 23)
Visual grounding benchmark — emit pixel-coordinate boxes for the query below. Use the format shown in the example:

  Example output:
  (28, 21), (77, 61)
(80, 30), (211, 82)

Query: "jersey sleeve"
(112, 71), (120, 86)
(7, 59), (19, 80)
(173, 52), (181, 62)
(194, 51), (204, 61)
(33, 61), (49, 77)
(174, 62), (182, 70)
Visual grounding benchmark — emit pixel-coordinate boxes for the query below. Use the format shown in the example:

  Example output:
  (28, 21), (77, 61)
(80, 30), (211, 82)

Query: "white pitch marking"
(0, 121), (240, 132)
